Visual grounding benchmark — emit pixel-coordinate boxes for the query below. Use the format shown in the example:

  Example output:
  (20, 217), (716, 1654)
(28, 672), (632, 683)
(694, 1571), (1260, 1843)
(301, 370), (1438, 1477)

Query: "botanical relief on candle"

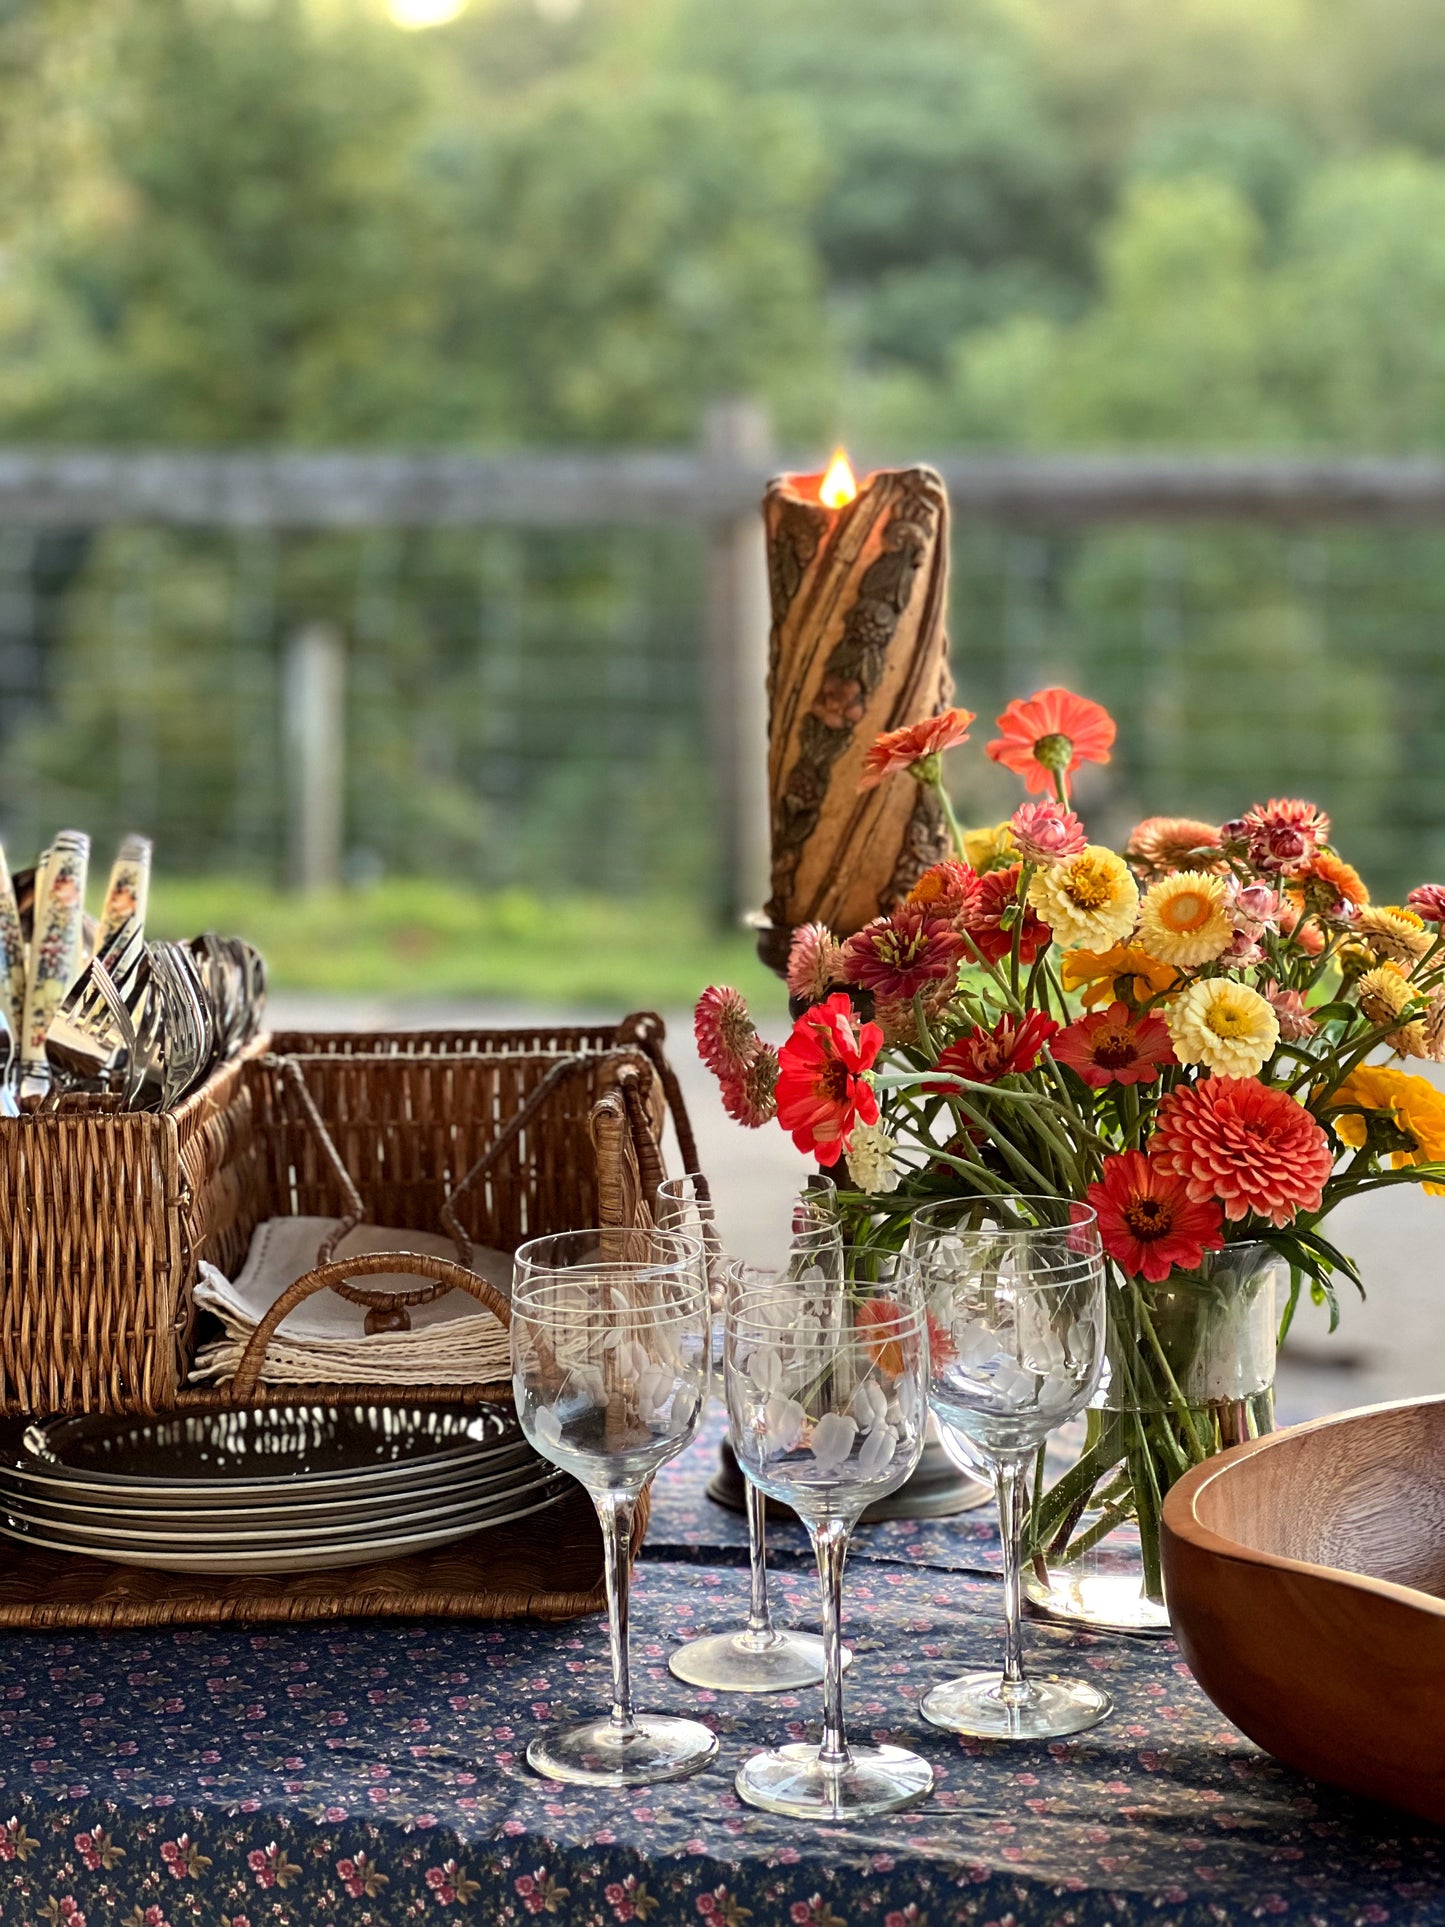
(758, 460), (953, 973)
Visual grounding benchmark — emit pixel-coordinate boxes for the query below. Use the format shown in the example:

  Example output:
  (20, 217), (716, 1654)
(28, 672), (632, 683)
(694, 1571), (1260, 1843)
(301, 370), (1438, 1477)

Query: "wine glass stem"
(598, 1490), (638, 1737)
(995, 1459), (1029, 1705)
(744, 1479), (773, 1639)
(810, 1517), (852, 1772)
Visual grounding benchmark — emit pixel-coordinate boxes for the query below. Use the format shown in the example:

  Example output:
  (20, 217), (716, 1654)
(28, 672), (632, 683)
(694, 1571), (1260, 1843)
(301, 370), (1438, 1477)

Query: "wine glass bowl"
(510, 1227), (718, 1786)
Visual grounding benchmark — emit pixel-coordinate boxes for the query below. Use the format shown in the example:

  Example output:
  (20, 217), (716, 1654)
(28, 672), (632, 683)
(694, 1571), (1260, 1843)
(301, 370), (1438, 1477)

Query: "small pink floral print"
(246, 1842), (301, 1890)
(159, 1835), (211, 1881)
(697, 1887), (752, 1925)
(788, 1899), (846, 1927)
(336, 1850), (389, 1899)
(885, 1909), (927, 1927)
(0, 1816), (39, 1863)
(425, 1858), (482, 1905)
(39, 1901), (86, 1927)
(74, 1828), (124, 1872)
(121, 1907), (169, 1927)
(605, 1874), (659, 1922)
(512, 1866), (571, 1915)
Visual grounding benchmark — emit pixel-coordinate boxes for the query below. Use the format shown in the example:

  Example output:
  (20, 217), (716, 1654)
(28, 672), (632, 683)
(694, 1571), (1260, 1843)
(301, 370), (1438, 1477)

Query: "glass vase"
(1023, 1241), (1282, 1634)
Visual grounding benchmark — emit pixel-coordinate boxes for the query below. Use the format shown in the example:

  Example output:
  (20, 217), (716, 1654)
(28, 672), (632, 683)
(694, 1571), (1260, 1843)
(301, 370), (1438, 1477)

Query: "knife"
(98, 833), (153, 951)
(0, 846), (27, 1043)
(19, 829), (90, 1092)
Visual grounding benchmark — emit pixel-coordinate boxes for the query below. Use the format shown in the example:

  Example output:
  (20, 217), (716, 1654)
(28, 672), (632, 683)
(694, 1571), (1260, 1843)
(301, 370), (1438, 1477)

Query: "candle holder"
(756, 461), (952, 973)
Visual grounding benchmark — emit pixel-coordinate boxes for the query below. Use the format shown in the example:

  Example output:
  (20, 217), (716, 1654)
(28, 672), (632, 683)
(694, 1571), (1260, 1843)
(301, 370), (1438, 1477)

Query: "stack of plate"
(0, 1403), (570, 1575)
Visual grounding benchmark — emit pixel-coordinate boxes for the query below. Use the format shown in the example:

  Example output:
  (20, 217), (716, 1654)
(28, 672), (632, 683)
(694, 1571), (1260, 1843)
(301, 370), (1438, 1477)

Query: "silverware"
(97, 835), (152, 952)
(19, 831), (89, 1096)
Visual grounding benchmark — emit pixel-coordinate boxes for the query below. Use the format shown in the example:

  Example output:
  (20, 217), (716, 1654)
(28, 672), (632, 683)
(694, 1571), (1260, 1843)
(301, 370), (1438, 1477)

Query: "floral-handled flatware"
(97, 834), (152, 951)
(19, 830), (89, 1095)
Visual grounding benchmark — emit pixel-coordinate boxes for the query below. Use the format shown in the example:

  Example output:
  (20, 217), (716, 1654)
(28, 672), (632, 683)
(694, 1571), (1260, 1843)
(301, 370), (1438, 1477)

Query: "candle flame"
(818, 448), (858, 509)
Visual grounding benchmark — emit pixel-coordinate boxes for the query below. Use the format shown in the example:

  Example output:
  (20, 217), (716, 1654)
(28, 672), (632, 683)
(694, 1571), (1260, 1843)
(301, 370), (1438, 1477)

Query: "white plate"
(6, 1441), (544, 1529)
(3, 1403), (523, 1505)
(0, 1482), (574, 1574)
(6, 1466), (568, 1549)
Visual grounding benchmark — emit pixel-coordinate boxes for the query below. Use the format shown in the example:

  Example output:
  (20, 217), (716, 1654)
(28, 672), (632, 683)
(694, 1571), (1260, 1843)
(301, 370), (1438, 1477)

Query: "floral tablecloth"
(1, 1413), (1440, 1927)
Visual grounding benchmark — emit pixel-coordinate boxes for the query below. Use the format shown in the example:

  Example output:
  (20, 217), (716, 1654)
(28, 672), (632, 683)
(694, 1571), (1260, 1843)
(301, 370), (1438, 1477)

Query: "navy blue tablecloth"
(1, 1411), (1440, 1927)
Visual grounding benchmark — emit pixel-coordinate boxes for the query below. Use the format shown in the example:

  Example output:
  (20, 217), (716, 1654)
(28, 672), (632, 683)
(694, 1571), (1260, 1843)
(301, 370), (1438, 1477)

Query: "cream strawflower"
(1137, 871), (1233, 968)
(845, 1119), (903, 1195)
(1167, 978), (1280, 1077)
(1356, 963), (1428, 1056)
(1027, 845), (1139, 952)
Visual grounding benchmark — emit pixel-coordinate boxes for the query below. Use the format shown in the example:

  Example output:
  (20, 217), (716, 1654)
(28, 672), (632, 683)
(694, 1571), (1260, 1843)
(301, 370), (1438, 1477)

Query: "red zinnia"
(1053, 1001), (1175, 1089)
(986, 687), (1116, 797)
(841, 908), (966, 1004)
(858, 706), (975, 791)
(906, 858), (981, 926)
(930, 1009), (1060, 1088)
(1151, 1076), (1334, 1228)
(774, 992), (883, 1166)
(1087, 1149), (1225, 1284)
(961, 864), (1050, 967)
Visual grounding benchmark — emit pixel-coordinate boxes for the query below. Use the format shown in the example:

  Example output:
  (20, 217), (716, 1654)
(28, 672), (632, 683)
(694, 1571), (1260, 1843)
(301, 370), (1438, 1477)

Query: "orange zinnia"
(986, 687), (1116, 798)
(858, 707), (975, 791)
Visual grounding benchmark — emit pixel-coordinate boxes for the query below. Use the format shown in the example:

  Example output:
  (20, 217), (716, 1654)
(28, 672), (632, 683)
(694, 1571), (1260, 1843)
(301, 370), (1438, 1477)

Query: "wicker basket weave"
(0, 1014), (690, 1629)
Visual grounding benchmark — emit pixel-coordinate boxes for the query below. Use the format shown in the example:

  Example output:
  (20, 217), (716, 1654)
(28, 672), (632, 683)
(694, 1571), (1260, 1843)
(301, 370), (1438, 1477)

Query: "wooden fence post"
(283, 620), (346, 893)
(703, 400), (773, 927)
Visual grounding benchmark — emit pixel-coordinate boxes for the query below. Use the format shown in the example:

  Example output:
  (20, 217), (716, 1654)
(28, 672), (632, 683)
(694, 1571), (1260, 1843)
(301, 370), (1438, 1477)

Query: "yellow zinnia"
(1167, 978), (1279, 1078)
(962, 821), (1017, 874)
(1027, 846), (1139, 952)
(1329, 1064), (1445, 1195)
(1137, 871), (1234, 968)
(1062, 943), (1179, 1010)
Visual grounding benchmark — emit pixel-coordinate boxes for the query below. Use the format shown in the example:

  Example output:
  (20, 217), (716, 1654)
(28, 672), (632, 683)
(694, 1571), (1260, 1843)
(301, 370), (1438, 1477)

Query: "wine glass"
(913, 1201), (1111, 1739)
(511, 1226), (717, 1785)
(725, 1254), (934, 1818)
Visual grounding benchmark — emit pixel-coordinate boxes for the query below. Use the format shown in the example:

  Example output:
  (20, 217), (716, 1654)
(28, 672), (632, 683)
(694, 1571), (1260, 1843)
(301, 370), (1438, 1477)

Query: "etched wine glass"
(664, 1178), (842, 1694)
(725, 1254), (933, 1818)
(511, 1226), (716, 1785)
(913, 1202), (1111, 1739)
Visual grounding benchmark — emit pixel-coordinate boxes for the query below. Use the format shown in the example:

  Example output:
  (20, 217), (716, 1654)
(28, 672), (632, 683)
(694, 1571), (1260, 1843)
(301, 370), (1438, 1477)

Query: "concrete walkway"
(269, 994), (1444, 1424)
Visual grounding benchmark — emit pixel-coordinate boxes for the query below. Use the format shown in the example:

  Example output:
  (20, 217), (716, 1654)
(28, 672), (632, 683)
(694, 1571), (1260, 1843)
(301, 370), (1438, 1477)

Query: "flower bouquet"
(697, 687), (1445, 1618)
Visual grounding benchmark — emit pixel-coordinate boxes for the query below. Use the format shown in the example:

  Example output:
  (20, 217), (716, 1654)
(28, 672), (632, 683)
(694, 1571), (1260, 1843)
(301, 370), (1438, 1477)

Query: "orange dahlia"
(986, 687), (1116, 798)
(1151, 1077), (1333, 1227)
(1087, 1149), (1225, 1283)
(858, 707), (975, 792)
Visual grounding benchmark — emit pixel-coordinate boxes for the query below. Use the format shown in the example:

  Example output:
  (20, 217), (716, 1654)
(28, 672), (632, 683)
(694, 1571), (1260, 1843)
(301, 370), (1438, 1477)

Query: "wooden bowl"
(1161, 1395), (1445, 1823)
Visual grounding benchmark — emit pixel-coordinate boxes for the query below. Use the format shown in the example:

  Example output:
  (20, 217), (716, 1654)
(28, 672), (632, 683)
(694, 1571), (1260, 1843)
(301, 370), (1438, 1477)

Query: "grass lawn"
(149, 878), (786, 1015)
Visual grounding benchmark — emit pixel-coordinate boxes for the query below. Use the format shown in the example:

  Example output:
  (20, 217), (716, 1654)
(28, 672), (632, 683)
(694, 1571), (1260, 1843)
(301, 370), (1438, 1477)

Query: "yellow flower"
(1167, 978), (1279, 1077)
(1356, 905), (1431, 969)
(962, 821), (1017, 874)
(1062, 942), (1179, 1010)
(1027, 845), (1139, 952)
(1136, 871), (1234, 968)
(1329, 1064), (1445, 1195)
(1356, 963), (1428, 1056)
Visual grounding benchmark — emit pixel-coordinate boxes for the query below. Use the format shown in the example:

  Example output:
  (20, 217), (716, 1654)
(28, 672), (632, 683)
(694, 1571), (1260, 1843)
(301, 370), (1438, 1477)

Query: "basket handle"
(228, 1250), (511, 1403)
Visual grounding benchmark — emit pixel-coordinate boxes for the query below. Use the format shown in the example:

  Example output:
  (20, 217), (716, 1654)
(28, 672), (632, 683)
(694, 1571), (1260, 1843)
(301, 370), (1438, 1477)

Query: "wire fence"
(0, 452), (1442, 907)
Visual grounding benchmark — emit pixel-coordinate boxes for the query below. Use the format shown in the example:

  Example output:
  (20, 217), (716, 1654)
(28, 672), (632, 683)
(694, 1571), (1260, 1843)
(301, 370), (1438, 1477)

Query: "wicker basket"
(0, 1013), (694, 1629)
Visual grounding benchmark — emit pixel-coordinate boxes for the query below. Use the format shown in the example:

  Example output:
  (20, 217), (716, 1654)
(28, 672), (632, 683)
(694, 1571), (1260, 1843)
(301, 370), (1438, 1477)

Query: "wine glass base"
(668, 1628), (845, 1693)
(920, 1671), (1112, 1740)
(735, 1742), (933, 1820)
(527, 1714), (718, 1787)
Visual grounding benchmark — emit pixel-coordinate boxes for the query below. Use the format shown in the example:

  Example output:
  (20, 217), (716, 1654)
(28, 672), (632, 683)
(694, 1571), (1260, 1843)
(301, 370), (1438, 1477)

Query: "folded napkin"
(190, 1216), (513, 1387)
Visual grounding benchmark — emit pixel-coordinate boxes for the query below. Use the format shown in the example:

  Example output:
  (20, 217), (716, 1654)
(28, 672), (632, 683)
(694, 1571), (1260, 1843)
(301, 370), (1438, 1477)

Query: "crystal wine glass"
(511, 1226), (717, 1785)
(725, 1254), (933, 1818)
(913, 1200), (1111, 1739)
(664, 1177), (842, 1694)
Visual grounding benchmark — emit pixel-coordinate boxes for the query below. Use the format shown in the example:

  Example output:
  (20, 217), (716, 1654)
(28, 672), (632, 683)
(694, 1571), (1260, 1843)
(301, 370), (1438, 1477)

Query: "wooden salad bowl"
(1161, 1395), (1445, 1824)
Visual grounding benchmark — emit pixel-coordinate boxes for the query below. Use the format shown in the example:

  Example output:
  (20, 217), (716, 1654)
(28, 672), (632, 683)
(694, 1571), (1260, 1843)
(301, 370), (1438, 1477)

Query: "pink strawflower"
(786, 923), (846, 1004)
(841, 908), (967, 1005)
(1235, 798), (1330, 875)
(1218, 930), (1265, 967)
(1151, 1077), (1333, 1227)
(1262, 982), (1317, 1043)
(720, 1046), (779, 1128)
(694, 986), (760, 1079)
(1407, 885), (1445, 924)
(1009, 800), (1087, 865)
(1232, 883), (1281, 932)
